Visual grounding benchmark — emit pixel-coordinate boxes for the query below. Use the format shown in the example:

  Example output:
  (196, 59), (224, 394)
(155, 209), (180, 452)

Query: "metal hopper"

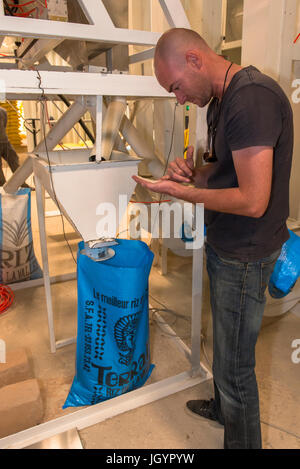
(32, 149), (139, 243)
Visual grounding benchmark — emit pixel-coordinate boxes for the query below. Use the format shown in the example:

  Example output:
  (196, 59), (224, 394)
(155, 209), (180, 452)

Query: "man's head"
(154, 28), (216, 107)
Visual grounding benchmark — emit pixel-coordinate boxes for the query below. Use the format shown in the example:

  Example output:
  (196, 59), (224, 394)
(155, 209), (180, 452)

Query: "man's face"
(155, 56), (211, 108)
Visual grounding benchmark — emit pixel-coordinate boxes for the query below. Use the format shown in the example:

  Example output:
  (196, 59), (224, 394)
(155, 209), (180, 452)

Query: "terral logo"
(0, 339), (6, 363)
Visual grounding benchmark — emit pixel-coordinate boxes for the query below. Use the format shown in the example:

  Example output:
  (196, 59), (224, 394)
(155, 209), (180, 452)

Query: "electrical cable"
(129, 200), (171, 204)
(260, 420), (300, 441)
(51, 100), (92, 150)
(10, 0), (19, 15)
(36, 69), (77, 265)
(116, 101), (178, 240)
(57, 95), (95, 145)
(149, 293), (212, 369)
(4, 99), (36, 135)
(44, 100), (67, 151)
(163, 101), (178, 176)
(3, 0), (15, 15)
(149, 101), (178, 236)
(150, 298), (300, 440)
(0, 285), (14, 315)
(5, 0), (47, 17)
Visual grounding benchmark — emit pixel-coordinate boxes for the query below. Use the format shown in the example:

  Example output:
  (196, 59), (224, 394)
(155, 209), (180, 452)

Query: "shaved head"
(153, 28), (215, 107)
(154, 28), (211, 69)
(153, 28), (238, 108)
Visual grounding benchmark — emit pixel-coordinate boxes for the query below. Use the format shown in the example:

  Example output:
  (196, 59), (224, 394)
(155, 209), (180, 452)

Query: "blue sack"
(63, 239), (154, 408)
(0, 188), (42, 284)
(268, 230), (300, 299)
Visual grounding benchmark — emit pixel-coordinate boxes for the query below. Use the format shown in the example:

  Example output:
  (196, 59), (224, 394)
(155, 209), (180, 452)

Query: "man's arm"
(133, 146), (273, 219)
(161, 145), (215, 188)
(193, 163), (216, 188)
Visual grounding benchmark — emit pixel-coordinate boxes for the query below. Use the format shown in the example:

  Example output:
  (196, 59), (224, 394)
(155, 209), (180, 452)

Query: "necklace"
(203, 62), (234, 163)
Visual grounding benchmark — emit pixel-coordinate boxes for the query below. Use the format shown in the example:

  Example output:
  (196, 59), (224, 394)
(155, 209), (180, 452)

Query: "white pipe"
(88, 100), (128, 157)
(34, 98), (88, 153)
(147, 159), (165, 179)
(3, 156), (33, 194)
(101, 97), (127, 160)
(120, 115), (165, 178)
(95, 95), (102, 163)
(90, 97), (165, 177)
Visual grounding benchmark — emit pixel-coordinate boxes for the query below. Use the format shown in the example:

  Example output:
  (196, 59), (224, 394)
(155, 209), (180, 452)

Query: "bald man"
(133, 28), (293, 449)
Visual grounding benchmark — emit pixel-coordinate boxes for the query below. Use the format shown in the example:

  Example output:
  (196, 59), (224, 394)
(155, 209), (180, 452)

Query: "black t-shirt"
(205, 65), (294, 261)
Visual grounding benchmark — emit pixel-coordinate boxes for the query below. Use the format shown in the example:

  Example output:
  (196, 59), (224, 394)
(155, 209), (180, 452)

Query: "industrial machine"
(0, 0), (210, 449)
(0, 0), (299, 448)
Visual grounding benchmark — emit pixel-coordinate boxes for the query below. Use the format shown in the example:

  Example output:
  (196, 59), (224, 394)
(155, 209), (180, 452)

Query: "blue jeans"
(205, 243), (281, 449)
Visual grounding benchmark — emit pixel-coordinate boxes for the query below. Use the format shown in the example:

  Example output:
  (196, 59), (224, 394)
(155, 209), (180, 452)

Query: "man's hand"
(132, 145), (196, 196)
(164, 145), (195, 183)
(132, 175), (178, 196)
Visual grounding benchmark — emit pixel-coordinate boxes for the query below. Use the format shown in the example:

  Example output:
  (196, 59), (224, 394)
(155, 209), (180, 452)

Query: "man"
(133, 28), (293, 449)
(0, 106), (28, 187)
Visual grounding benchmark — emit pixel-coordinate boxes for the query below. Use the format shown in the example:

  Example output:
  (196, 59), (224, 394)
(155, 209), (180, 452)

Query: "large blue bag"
(269, 230), (300, 299)
(0, 188), (42, 284)
(63, 239), (154, 408)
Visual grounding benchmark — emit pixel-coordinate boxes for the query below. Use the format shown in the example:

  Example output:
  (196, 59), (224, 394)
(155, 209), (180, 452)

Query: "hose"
(0, 285), (14, 315)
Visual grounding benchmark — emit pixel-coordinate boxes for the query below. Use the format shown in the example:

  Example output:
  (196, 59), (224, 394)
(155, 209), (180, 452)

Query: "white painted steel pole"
(158, 0), (191, 28)
(120, 115), (165, 178)
(191, 204), (206, 377)
(34, 98), (88, 153)
(101, 97), (127, 160)
(3, 156), (33, 194)
(88, 99), (128, 155)
(34, 174), (56, 354)
(95, 95), (103, 163)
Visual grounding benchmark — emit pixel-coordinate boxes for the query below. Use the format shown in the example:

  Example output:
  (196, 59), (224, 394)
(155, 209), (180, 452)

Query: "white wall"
(242, 0), (300, 221)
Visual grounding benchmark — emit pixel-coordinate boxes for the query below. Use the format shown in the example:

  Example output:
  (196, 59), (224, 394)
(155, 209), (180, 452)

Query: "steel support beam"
(19, 38), (64, 68)
(0, 69), (172, 99)
(34, 98), (88, 152)
(3, 156), (33, 194)
(158, 0), (191, 28)
(0, 366), (211, 450)
(0, 0), (160, 46)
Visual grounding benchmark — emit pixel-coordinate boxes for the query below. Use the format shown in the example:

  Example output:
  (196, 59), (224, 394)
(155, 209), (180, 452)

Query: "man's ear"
(186, 50), (202, 70)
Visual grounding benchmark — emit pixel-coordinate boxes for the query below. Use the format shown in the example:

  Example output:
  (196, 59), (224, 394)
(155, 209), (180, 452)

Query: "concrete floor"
(1, 157), (300, 449)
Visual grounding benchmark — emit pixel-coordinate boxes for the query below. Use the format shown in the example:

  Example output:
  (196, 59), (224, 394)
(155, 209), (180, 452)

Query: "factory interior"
(0, 0), (299, 451)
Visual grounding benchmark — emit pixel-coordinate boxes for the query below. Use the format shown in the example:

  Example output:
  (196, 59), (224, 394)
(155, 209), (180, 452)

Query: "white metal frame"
(0, 0), (190, 44)
(0, 198), (211, 449)
(0, 0), (213, 448)
(1, 70), (173, 100)
(34, 172), (76, 352)
(0, 366), (211, 449)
